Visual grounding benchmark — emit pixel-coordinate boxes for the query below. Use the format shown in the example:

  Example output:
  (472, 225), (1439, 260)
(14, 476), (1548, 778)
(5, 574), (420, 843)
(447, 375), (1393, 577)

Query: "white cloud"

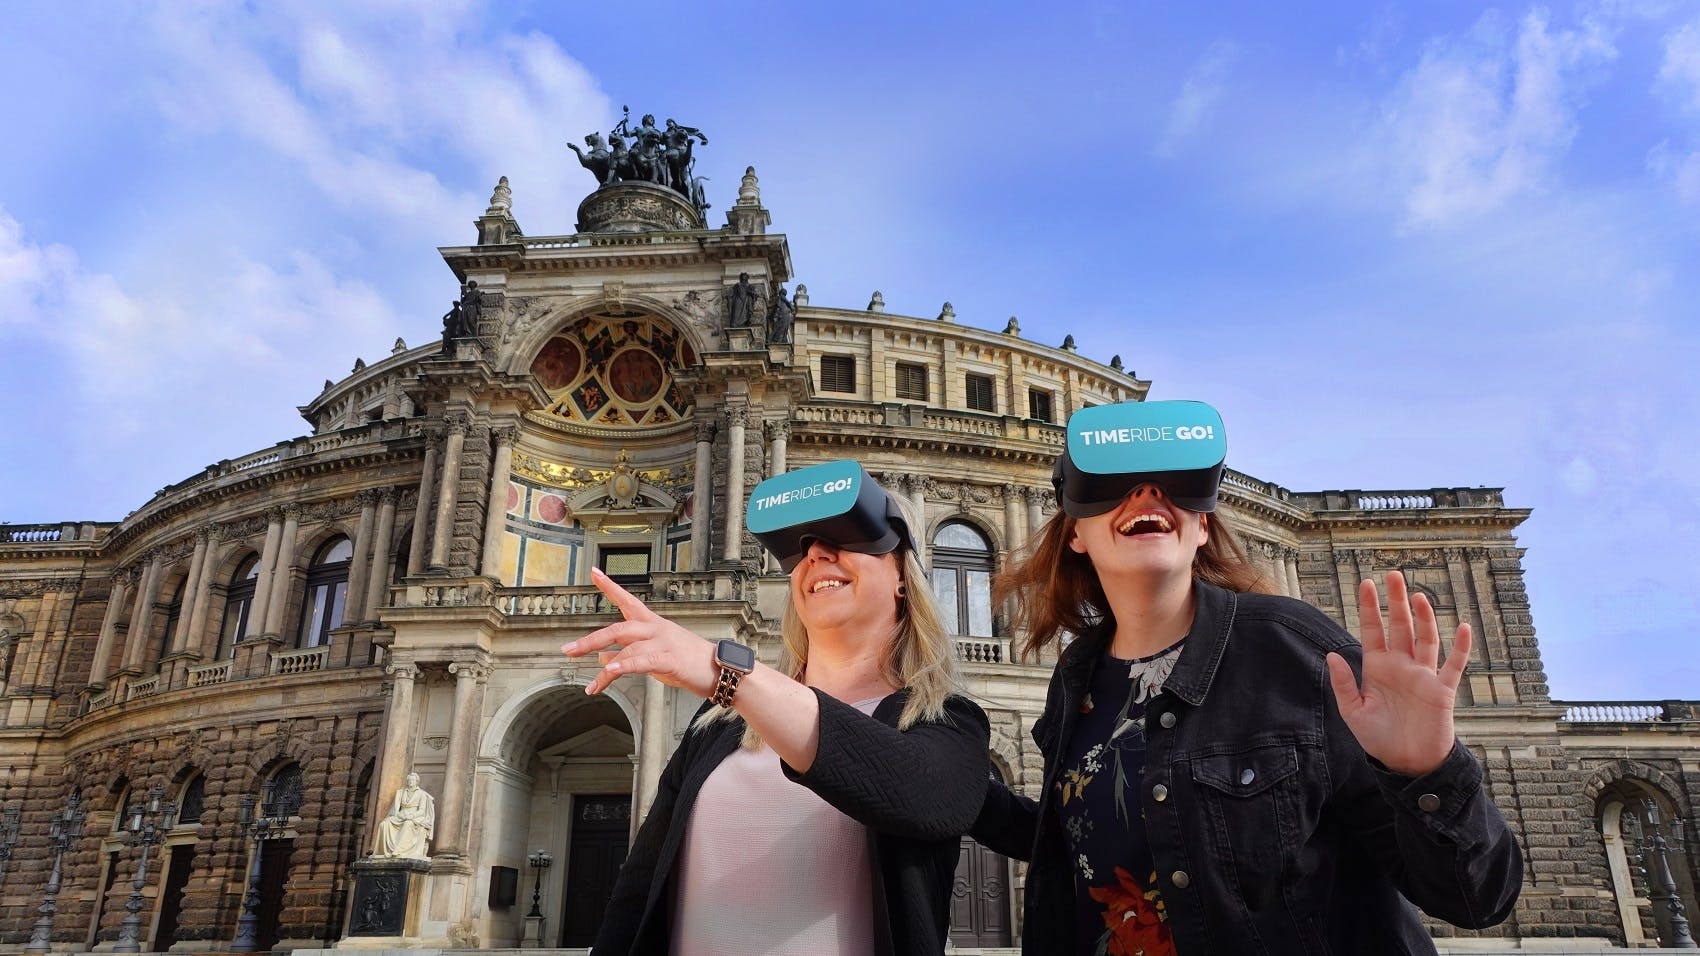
(1657, 17), (1700, 109)
(142, 3), (613, 235)
(1156, 40), (1239, 158)
(1377, 9), (1615, 226)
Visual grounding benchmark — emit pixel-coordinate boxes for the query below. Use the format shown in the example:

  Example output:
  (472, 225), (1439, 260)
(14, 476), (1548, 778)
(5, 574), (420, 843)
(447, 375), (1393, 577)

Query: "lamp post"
(526, 850), (553, 918)
(1630, 798), (1696, 949)
(231, 780), (290, 953)
(27, 791), (85, 953)
(113, 784), (177, 954)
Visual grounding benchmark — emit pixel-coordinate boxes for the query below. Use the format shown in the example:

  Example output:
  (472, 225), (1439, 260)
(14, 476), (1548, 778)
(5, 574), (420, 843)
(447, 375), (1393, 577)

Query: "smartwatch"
(711, 639), (756, 708)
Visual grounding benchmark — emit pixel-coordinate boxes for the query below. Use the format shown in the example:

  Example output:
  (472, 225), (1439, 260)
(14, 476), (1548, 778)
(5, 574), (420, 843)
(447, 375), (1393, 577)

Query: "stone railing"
(2, 525), (62, 543)
(501, 586), (635, 617)
(271, 645), (329, 676)
(1558, 700), (1697, 724)
(86, 689), (111, 712)
(1292, 486), (1507, 513)
(124, 675), (160, 700)
(187, 660), (232, 687)
(956, 637), (1012, 665)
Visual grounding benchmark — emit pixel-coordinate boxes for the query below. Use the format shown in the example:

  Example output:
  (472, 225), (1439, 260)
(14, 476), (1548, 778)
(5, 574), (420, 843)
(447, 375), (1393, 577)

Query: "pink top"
(671, 697), (884, 956)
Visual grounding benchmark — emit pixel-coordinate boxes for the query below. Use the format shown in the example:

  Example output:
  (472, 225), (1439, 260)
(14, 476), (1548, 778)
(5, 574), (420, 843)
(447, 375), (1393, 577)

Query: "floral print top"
(1054, 641), (1184, 956)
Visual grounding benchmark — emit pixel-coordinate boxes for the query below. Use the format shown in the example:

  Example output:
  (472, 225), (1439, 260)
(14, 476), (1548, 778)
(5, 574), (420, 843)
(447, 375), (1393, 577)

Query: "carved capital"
(443, 410), (472, 434)
(694, 420), (718, 444)
(764, 419), (791, 442)
(724, 405), (748, 428)
(355, 489), (382, 508)
(448, 661), (491, 683)
(493, 425), (521, 447)
(386, 662), (421, 682)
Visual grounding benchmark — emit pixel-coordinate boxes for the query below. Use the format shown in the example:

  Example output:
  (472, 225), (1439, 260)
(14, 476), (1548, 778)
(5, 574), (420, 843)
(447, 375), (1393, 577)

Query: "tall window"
(895, 362), (928, 401)
(1027, 387), (1054, 423)
(297, 538), (353, 649)
(820, 355), (856, 393)
(178, 775), (206, 827)
(217, 554), (261, 659)
(965, 373), (996, 413)
(930, 522), (994, 637)
(598, 545), (652, 586)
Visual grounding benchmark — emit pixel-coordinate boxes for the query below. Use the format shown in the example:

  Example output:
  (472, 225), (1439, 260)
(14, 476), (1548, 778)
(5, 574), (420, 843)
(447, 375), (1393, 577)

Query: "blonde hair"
(699, 506), (960, 748)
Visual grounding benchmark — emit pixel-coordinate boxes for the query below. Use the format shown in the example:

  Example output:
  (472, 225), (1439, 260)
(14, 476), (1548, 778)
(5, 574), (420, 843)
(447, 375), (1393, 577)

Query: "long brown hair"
(996, 505), (1273, 662)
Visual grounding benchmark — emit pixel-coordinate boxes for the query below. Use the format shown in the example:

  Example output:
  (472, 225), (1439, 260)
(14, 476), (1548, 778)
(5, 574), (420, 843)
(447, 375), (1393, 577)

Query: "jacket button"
(1152, 784), (1169, 802)
(1170, 870), (1191, 889)
(1158, 711), (1176, 729)
(1239, 768), (1256, 786)
(1418, 793), (1442, 813)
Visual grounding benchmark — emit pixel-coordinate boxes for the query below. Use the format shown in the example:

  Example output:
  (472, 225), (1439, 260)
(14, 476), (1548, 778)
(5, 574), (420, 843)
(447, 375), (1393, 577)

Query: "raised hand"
(1325, 570), (1471, 777)
(561, 567), (719, 698)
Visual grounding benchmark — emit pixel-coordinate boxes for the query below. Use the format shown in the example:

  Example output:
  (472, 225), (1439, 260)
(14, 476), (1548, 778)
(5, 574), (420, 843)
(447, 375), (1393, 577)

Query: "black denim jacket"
(973, 580), (1523, 954)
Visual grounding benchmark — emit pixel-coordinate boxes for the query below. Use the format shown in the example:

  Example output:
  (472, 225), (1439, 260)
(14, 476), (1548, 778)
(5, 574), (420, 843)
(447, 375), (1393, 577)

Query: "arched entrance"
(484, 681), (637, 948)
(951, 764), (1013, 946)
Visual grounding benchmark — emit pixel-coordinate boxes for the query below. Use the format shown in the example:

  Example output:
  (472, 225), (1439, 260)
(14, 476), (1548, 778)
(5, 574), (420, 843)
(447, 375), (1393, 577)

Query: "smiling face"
(789, 539), (905, 639)
(1067, 483), (1209, 583)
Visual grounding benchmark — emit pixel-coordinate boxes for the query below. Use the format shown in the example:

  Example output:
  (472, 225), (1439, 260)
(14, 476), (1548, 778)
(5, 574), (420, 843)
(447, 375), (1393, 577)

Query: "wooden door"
(560, 796), (631, 947)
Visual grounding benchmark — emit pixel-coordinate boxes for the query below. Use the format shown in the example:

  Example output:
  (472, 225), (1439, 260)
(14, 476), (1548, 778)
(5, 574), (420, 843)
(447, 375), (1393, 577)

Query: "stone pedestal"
(522, 914), (546, 948)
(724, 326), (765, 351)
(342, 857), (431, 945)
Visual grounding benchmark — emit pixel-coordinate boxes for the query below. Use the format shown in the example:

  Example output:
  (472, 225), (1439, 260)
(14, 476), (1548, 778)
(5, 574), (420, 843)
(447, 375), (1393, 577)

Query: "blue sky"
(2, 2), (1695, 700)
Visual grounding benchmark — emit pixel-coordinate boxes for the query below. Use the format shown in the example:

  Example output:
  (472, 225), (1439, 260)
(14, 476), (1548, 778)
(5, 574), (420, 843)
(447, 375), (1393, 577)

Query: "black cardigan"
(593, 688), (991, 955)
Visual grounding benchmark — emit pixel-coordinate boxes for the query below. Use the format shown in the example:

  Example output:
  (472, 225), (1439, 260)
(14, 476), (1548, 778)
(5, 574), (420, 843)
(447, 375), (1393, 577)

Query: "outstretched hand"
(1325, 570), (1471, 777)
(561, 568), (720, 699)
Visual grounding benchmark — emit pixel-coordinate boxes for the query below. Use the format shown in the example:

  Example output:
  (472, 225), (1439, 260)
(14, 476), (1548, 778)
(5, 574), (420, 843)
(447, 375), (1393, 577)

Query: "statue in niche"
(768, 285), (795, 343)
(726, 273), (757, 328)
(372, 771), (436, 860)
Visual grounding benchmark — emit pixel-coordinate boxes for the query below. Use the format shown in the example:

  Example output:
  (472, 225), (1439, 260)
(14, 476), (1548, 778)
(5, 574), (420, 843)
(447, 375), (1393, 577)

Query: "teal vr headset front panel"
(746, 460), (911, 571)
(747, 459), (866, 533)
(1055, 400), (1228, 517)
(1066, 401), (1226, 476)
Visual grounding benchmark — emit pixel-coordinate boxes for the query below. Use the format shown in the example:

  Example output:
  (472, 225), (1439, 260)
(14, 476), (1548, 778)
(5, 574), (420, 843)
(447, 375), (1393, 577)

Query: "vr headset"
(746, 460), (915, 573)
(1053, 400), (1227, 518)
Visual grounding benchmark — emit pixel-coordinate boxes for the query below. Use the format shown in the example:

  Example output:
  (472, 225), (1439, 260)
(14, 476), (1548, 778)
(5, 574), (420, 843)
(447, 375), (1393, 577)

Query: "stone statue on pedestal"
(372, 772), (435, 860)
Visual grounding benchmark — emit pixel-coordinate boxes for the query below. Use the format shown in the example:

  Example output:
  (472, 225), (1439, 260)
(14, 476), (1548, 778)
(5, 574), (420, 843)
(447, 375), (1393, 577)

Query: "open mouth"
(809, 578), (849, 594)
(1116, 512), (1173, 536)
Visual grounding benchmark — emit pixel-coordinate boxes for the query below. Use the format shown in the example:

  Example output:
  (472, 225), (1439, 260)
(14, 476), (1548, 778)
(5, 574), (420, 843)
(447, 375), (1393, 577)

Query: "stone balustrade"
(955, 637), (1012, 665)
(1559, 700), (1698, 723)
(187, 660), (232, 687)
(124, 675), (159, 700)
(271, 645), (329, 676)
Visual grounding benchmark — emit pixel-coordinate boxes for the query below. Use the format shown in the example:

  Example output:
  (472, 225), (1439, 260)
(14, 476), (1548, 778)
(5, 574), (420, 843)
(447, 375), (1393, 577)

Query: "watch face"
(716, 639), (756, 673)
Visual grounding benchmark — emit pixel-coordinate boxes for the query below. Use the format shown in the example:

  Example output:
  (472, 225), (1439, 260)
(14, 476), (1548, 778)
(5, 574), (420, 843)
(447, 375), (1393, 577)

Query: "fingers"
(1410, 590), (1440, 671)
(590, 567), (658, 622)
(582, 650), (674, 696)
(561, 620), (642, 657)
(1383, 570), (1415, 658)
(1439, 623), (1473, 689)
(1325, 652), (1363, 718)
(1357, 577), (1386, 652)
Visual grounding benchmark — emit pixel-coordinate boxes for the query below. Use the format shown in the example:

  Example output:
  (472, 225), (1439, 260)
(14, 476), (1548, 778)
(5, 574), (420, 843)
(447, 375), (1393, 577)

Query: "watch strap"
(710, 666), (743, 708)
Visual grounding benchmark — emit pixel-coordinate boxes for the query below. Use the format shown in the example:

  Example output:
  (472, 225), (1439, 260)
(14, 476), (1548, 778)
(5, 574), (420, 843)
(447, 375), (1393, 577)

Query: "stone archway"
(477, 680), (637, 948)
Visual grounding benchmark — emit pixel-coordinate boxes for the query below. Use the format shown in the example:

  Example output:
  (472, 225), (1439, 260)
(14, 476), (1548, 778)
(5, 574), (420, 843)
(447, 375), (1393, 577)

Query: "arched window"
(266, 763), (306, 819)
(930, 522), (995, 638)
(296, 538), (353, 649)
(178, 775), (206, 827)
(217, 554), (261, 659)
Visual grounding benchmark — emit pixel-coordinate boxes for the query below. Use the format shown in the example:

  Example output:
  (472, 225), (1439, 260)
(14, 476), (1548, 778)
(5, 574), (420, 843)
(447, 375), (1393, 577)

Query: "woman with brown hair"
(973, 400), (1522, 954)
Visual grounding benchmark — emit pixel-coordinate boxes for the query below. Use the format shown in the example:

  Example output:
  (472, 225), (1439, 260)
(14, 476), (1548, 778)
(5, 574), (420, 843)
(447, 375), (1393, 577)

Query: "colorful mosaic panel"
(529, 312), (697, 428)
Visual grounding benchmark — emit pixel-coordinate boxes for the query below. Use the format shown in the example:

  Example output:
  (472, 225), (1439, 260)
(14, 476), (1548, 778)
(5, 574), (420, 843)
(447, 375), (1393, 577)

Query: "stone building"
(0, 162), (1694, 953)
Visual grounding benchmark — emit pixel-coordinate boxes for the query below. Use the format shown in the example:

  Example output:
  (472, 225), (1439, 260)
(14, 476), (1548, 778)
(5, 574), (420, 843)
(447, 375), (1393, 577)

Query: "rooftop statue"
(574, 106), (711, 218)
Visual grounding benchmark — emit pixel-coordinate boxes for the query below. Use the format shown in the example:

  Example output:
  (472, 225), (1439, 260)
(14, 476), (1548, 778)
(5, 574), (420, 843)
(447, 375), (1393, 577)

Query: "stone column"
(407, 440), (440, 576)
(1024, 487), (1044, 541)
(364, 490), (398, 621)
(764, 421), (791, 572)
(373, 661), (421, 834)
(89, 570), (133, 687)
(1285, 548), (1301, 600)
(906, 475), (929, 567)
(260, 507), (300, 639)
(636, 683), (669, 820)
(430, 415), (469, 570)
(481, 427), (518, 579)
(181, 527), (222, 655)
(436, 660), (488, 858)
(172, 531), (211, 655)
(1002, 483), (1024, 556)
(1463, 548), (1508, 663)
(121, 552), (164, 673)
(344, 491), (379, 624)
(721, 405), (747, 563)
(690, 421), (715, 571)
(246, 511), (284, 640)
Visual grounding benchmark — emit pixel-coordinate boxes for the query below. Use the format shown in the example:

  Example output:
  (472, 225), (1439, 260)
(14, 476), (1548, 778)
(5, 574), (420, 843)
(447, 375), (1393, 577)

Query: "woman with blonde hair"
(973, 400), (1522, 954)
(567, 461), (989, 956)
